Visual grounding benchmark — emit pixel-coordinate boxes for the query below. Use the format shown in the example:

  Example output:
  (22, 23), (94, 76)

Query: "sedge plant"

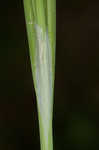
(23, 1), (56, 150)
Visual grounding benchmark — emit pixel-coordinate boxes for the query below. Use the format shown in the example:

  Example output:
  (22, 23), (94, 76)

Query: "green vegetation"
(23, 0), (56, 150)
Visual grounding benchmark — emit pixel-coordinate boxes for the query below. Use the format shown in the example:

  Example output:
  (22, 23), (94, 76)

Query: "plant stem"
(23, 1), (56, 150)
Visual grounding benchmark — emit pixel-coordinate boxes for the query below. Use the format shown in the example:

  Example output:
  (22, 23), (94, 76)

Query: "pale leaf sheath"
(34, 23), (53, 150)
(23, 0), (55, 150)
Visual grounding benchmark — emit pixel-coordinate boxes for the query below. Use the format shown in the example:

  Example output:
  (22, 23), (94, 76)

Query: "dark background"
(0, 0), (99, 150)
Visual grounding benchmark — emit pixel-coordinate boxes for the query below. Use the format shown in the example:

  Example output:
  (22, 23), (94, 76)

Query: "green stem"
(38, 112), (53, 150)
(23, 1), (56, 150)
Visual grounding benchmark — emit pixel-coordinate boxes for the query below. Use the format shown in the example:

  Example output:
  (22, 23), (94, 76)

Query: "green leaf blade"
(23, 0), (56, 150)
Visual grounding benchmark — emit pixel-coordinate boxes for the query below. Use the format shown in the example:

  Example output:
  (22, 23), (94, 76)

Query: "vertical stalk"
(23, 1), (56, 150)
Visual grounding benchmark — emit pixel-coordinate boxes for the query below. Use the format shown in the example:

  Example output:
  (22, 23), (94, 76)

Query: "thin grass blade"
(23, 1), (56, 150)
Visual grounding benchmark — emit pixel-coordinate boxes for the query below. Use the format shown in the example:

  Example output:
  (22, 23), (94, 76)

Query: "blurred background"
(0, 0), (99, 150)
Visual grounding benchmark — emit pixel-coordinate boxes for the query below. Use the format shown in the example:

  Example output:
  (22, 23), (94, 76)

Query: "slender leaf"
(23, 0), (56, 150)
